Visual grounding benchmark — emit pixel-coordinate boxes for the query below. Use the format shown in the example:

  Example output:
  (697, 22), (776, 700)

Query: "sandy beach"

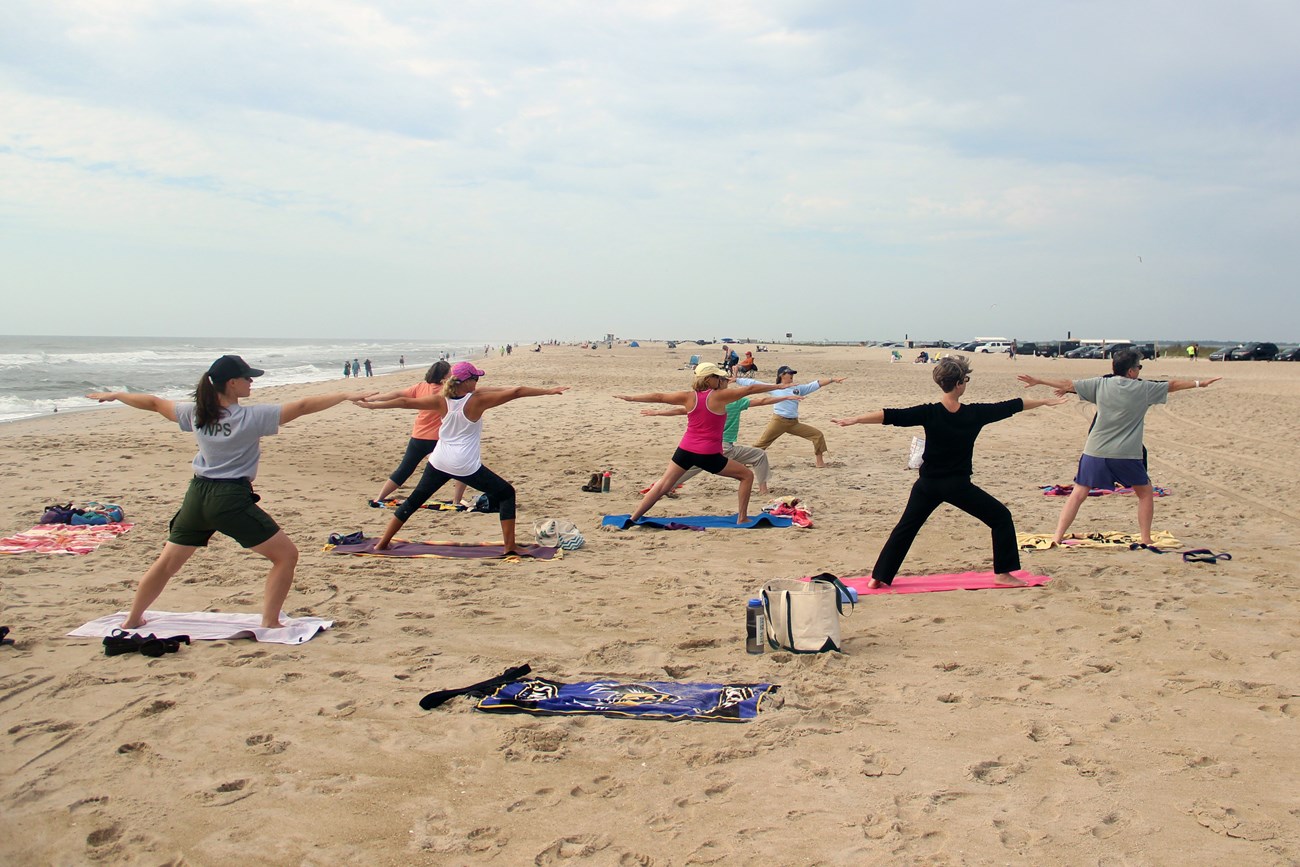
(1, 343), (1296, 865)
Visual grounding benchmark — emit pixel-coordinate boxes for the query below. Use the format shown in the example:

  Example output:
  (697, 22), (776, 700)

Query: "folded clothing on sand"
(601, 514), (792, 530)
(69, 611), (332, 645)
(326, 538), (559, 559)
(1018, 531), (1181, 550)
(0, 523), (133, 555)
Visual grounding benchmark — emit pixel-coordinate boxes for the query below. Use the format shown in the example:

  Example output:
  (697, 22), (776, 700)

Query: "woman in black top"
(833, 356), (1066, 587)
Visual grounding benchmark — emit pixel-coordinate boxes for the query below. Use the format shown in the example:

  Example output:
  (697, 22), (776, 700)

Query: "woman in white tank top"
(357, 361), (569, 554)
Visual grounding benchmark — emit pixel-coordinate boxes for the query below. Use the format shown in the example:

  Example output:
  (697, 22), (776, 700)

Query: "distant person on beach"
(1018, 349), (1220, 546)
(343, 360), (351, 378)
(1009, 340), (1017, 361)
(399, 355), (405, 369)
(352, 358), (360, 378)
(637, 379), (805, 496)
(356, 362), (569, 555)
(1187, 343), (1198, 361)
(363, 359), (373, 377)
(88, 355), (370, 629)
(736, 351), (758, 374)
(833, 355), (1067, 588)
(739, 366), (846, 468)
(366, 360), (467, 509)
(615, 362), (783, 524)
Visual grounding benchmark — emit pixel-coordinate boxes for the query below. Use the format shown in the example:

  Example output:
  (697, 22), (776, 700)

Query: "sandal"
(103, 629), (156, 657)
(140, 635), (191, 657)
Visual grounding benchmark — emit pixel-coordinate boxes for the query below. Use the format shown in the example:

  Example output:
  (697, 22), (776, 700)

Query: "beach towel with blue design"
(476, 677), (778, 721)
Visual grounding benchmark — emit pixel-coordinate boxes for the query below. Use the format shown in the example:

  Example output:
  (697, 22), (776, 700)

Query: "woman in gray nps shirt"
(89, 355), (370, 630)
(1018, 349), (1220, 546)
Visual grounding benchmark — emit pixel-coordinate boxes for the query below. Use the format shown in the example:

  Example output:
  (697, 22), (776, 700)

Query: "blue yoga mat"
(601, 514), (793, 530)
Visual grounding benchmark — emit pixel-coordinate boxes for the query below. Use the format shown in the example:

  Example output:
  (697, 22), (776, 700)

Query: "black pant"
(388, 437), (437, 487)
(396, 464), (515, 521)
(871, 476), (1020, 585)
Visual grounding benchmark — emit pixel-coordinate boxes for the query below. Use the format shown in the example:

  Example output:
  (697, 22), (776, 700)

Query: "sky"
(2, 1), (1297, 343)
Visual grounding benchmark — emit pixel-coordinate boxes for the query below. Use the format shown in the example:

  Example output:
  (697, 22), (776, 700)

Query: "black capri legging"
(870, 475), (1020, 585)
(395, 463), (516, 522)
(388, 437), (438, 486)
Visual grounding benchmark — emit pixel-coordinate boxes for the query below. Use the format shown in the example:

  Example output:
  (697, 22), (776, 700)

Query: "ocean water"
(0, 336), (486, 423)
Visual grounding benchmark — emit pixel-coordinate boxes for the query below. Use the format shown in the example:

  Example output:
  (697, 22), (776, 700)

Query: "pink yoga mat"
(803, 570), (1051, 595)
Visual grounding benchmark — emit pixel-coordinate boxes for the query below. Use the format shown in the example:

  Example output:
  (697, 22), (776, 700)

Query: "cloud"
(1, 1), (1297, 339)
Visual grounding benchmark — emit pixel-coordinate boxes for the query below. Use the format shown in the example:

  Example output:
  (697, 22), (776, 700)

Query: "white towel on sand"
(68, 611), (332, 645)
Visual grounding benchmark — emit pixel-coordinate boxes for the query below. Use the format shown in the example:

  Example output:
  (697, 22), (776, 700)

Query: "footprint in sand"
(966, 759), (1024, 785)
(533, 834), (611, 864)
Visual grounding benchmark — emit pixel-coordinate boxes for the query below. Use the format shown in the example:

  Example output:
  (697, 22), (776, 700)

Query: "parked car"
(1137, 343), (1157, 360)
(1228, 342), (1279, 361)
(1100, 342), (1135, 358)
(1014, 342), (1038, 356)
(1065, 345), (1102, 359)
(953, 341), (980, 352)
(976, 341), (1012, 354)
(1208, 346), (1235, 361)
(1273, 345), (1300, 361)
(1037, 340), (1080, 357)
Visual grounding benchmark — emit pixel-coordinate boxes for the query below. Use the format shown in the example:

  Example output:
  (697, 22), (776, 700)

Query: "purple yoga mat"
(330, 538), (559, 559)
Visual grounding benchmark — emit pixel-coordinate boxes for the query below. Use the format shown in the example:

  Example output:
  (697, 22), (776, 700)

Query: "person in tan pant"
(740, 366), (845, 468)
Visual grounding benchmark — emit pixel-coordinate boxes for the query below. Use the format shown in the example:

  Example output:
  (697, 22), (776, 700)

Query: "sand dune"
(1, 343), (1296, 864)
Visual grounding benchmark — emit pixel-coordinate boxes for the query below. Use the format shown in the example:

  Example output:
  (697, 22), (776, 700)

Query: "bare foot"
(815, 460), (827, 468)
(122, 617), (146, 629)
(261, 619), (286, 628)
(758, 487), (770, 495)
(994, 572), (1026, 586)
(736, 514), (750, 524)
(866, 578), (885, 589)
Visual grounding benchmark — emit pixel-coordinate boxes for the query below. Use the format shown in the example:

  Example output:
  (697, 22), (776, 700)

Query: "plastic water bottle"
(745, 599), (765, 654)
(601, 469), (611, 493)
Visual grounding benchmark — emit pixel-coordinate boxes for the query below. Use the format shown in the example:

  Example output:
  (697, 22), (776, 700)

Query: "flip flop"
(1181, 549), (1231, 564)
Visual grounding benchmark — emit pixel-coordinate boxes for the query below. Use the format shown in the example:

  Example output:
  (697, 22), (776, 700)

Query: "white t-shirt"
(176, 402), (281, 479)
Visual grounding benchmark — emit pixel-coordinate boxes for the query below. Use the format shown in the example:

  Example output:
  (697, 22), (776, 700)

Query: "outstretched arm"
(360, 385), (417, 402)
(832, 410), (886, 427)
(472, 384), (571, 412)
(817, 377), (847, 387)
(641, 407), (687, 417)
(1022, 395), (1071, 411)
(1017, 373), (1075, 393)
(86, 392), (178, 422)
(282, 392), (375, 424)
(354, 393), (443, 411)
(1166, 376), (1221, 393)
(749, 394), (804, 408)
(614, 391), (693, 408)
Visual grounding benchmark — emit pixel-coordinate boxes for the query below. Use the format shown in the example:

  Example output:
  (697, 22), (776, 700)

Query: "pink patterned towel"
(0, 523), (133, 555)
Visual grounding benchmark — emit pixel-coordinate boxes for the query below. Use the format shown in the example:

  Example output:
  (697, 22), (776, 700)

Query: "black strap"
(419, 663), (532, 710)
(808, 572), (853, 614)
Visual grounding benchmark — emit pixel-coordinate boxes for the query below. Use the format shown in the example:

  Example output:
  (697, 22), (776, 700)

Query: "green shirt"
(722, 397), (750, 443)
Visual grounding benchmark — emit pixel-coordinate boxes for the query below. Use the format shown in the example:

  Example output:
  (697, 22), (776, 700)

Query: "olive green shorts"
(168, 477), (280, 549)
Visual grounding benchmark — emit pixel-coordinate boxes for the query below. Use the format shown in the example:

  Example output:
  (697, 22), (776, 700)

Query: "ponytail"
(193, 374), (226, 429)
(425, 359), (451, 385)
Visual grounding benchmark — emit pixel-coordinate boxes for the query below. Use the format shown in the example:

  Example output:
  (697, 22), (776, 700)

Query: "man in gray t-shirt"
(1019, 350), (1220, 545)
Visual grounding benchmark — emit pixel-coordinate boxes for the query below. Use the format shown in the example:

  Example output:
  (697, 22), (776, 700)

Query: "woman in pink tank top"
(615, 363), (783, 525)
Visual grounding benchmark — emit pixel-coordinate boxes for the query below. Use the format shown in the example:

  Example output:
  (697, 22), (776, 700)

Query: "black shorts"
(671, 447), (728, 475)
(168, 477), (280, 549)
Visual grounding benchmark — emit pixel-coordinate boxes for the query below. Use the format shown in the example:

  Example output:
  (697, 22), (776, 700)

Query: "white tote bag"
(907, 436), (925, 470)
(761, 577), (844, 653)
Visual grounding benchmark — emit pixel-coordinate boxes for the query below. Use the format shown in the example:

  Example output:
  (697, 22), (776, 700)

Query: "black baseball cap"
(776, 365), (797, 377)
(207, 355), (264, 382)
